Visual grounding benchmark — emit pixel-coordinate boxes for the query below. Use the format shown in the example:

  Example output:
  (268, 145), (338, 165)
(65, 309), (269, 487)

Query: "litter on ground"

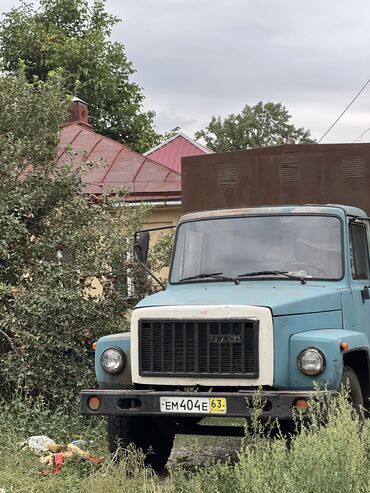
(24, 435), (103, 475)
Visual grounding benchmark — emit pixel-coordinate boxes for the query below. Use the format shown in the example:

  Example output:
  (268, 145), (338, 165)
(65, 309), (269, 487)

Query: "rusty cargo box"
(181, 143), (370, 214)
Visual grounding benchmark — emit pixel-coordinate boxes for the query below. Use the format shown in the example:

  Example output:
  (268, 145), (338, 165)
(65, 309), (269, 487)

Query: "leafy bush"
(0, 70), (154, 408)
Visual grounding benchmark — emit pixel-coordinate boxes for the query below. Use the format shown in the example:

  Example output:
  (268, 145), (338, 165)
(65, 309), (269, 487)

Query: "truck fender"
(95, 332), (132, 389)
(289, 329), (370, 391)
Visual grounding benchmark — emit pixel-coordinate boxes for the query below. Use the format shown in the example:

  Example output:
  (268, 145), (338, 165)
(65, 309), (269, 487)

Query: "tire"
(341, 366), (364, 418)
(107, 416), (174, 472)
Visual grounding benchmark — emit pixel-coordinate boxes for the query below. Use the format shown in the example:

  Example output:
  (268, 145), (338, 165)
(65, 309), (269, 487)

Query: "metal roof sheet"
(144, 132), (211, 174)
(58, 121), (181, 201)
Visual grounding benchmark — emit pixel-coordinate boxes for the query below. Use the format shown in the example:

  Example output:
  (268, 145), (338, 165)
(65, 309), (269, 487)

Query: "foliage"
(0, 0), (167, 153)
(0, 70), (153, 407)
(195, 102), (315, 152)
(148, 230), (175, 276)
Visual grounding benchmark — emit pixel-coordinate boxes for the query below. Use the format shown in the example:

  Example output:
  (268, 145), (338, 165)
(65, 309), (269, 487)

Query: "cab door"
(350, 221), (370, 339)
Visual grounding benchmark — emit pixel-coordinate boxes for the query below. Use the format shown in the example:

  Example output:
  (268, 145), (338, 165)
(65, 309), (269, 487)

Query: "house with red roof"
(58, 98), (183, 228)
(58, 99), (211, 228)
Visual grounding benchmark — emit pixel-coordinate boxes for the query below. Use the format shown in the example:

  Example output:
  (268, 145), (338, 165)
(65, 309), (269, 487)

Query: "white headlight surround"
(298, 348), (325, 376)
(101, 347), (126, 374)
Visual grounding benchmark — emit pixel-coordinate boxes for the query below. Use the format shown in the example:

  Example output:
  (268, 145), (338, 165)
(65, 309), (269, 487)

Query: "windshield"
(170, 215), (342, 282)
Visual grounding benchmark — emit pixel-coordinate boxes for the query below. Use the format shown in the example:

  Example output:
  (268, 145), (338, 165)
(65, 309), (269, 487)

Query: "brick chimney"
(69, 97), (90, 125)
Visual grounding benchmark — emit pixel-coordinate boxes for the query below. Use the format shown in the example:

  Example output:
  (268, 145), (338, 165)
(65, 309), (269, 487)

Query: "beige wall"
(143, 205), (181, 229)
(144, 205), (181, 282)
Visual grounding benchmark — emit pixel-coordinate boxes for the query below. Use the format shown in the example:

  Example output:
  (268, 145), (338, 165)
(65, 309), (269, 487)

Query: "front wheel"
(107, 416), (175, 472)
(341, 366), (364, 418)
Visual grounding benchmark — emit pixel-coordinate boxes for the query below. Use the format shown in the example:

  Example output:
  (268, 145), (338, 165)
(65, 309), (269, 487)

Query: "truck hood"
(136, 282), (343, 316)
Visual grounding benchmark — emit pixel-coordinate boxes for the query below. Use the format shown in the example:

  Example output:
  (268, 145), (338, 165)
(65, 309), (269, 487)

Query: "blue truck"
(81, 144), (370, 471)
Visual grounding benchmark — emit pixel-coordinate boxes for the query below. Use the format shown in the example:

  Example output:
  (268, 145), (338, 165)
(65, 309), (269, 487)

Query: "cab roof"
(179, 204), (368, 224)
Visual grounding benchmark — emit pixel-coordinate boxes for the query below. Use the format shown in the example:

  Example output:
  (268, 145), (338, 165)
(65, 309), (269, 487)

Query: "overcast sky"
(1, 0), (370, 144)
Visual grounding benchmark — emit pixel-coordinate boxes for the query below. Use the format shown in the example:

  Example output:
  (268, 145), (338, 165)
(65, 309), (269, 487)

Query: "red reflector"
(88, 396), (101, 411)
(294, 398), (309, 411)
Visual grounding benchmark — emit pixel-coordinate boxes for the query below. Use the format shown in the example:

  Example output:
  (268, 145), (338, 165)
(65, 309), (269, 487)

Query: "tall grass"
(0, 392), (369, 492)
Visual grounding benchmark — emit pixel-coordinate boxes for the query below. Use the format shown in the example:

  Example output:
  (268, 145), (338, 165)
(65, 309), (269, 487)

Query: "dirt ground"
(169, 432), (242, 470)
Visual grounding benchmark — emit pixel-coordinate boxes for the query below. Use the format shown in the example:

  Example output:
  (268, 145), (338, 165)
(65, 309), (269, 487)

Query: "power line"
(318, 78), (370, 143)
(352, 126), (370, 143)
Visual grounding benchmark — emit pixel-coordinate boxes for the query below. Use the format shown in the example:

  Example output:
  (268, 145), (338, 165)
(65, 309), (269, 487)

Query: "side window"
(350, 223), (370, 279)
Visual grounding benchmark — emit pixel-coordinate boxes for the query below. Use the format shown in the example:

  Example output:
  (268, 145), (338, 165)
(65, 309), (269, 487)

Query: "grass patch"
(0, 392), (369, 492)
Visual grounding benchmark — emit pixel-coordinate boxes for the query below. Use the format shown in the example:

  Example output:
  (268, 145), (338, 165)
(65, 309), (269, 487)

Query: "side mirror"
(134, 230), (150, 264)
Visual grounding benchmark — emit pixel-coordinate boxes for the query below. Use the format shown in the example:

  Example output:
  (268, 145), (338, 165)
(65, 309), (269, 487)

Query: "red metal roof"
(58, 101), (181, 202)
(144, 133), (211, 174)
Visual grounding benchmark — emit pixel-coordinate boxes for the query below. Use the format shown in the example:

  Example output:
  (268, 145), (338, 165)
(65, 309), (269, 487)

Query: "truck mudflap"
(80, 389), (336, 420)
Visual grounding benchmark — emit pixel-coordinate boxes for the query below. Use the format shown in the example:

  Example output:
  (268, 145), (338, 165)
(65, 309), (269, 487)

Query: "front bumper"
(80, 389), (336, 420)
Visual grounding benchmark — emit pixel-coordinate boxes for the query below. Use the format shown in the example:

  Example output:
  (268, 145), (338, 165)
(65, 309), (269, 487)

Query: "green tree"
(0, 0), (163, 153)
(195, 102), (315, 152)
(0, 70), (156, 407)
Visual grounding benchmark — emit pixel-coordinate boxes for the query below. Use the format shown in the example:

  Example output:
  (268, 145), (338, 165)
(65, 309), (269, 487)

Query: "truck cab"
(81, 201), (370, 471)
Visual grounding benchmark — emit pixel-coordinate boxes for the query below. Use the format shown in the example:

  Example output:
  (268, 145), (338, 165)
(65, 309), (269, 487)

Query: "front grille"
(138, 319), (259, 378)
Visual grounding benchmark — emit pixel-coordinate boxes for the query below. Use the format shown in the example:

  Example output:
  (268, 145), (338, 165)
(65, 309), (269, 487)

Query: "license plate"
(160, 397), (227, 414)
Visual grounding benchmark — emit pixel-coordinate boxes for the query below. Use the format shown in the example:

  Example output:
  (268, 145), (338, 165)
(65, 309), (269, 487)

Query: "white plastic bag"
(27, 435), (56, 454)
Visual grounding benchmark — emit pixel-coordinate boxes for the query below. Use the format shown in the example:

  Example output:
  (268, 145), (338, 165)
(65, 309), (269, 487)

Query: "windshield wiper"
(237, 270), (306, 284)
(180, 272), (240, 285)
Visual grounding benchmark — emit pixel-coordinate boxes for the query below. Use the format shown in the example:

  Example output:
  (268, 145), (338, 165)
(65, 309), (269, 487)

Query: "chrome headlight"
(298, 348), (325, 376)
(101, 348), (126, 374)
